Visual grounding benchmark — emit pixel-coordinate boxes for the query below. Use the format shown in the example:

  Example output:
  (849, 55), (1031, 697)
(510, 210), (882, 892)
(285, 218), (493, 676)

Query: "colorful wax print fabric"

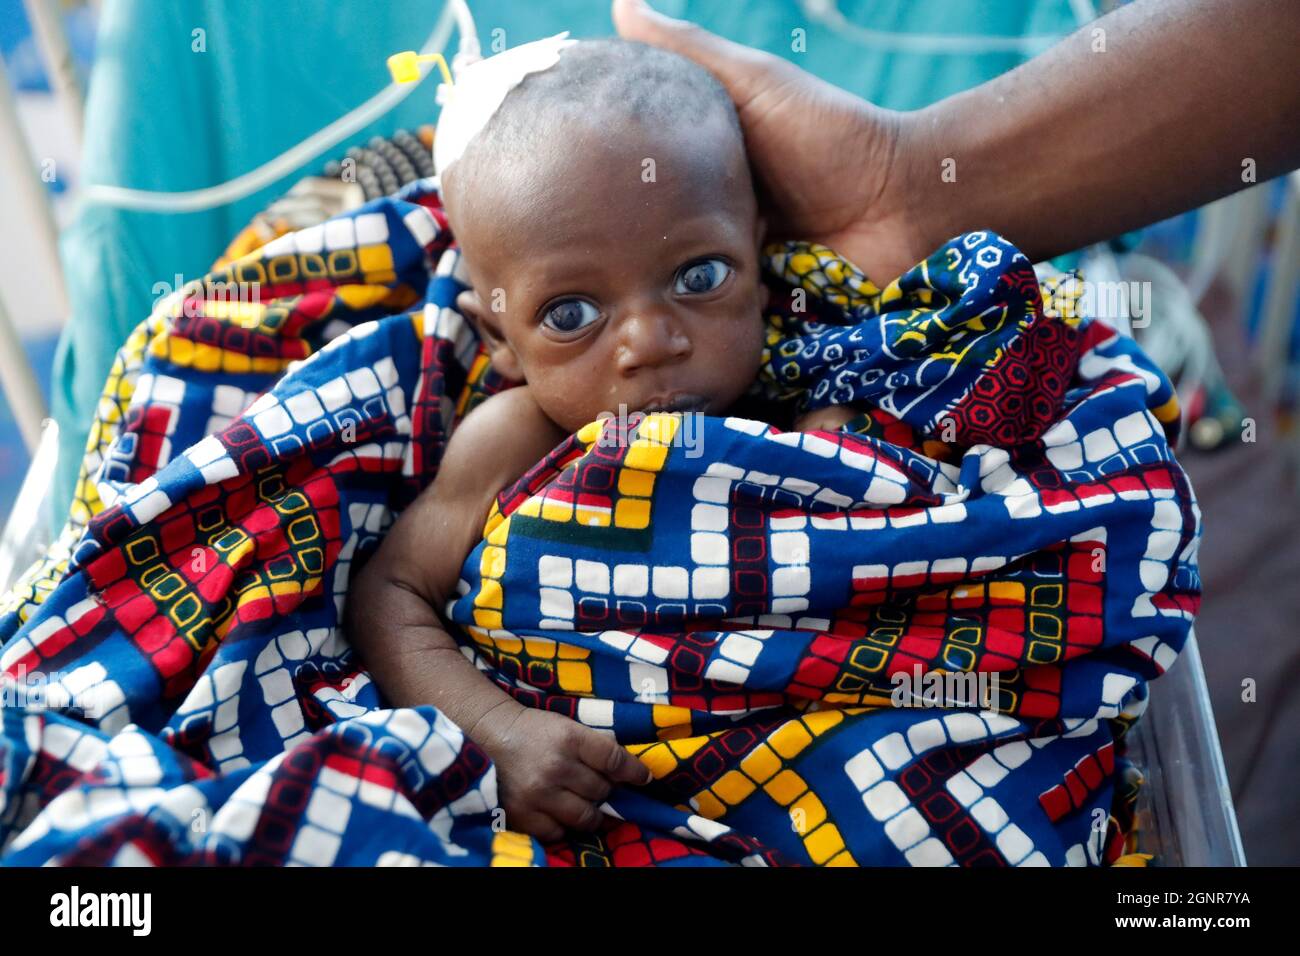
(0, 182), (1198, 865)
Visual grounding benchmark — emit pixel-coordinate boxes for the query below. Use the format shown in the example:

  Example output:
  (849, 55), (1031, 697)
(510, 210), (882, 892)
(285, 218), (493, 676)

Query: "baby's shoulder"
(437, 385), (568, 500)
(377, 387), (569, 596)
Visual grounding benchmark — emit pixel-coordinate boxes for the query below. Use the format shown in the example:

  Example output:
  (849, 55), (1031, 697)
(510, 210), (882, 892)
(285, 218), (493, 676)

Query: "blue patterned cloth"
(0, 189), (1198, 865)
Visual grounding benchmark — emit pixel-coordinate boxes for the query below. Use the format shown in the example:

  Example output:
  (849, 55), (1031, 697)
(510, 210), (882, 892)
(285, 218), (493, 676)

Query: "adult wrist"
(837, 102), (945, 282)
(886, 103), (952, 265)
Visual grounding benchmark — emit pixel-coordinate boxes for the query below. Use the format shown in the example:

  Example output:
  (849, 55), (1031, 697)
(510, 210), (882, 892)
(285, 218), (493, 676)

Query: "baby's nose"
(614, 310), (692, 374)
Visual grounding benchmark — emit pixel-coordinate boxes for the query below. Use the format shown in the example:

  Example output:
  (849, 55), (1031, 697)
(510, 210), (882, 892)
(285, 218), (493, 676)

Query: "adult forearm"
(899, 0), (1300, 261)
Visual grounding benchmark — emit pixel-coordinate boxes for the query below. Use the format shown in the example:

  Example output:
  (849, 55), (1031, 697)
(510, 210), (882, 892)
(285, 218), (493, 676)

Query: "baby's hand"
(793, 405), (858, 433)
(473, 701), (652, 842)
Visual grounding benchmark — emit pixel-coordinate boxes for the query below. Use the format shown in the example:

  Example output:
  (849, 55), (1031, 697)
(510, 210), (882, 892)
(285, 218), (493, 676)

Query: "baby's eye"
(542, 298), (600, 333)
(674, 258), (732, 295)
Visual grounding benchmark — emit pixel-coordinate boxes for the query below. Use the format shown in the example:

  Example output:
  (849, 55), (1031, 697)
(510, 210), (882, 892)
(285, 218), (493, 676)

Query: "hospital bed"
(0, 0), (1258, 866)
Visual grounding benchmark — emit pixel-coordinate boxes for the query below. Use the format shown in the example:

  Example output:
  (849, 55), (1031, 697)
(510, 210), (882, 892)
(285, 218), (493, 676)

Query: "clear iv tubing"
(80, 0), (480, 214)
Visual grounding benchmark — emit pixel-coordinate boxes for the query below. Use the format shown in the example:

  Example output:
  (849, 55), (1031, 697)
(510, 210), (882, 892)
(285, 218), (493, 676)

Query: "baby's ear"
(456, 288), (524, 382)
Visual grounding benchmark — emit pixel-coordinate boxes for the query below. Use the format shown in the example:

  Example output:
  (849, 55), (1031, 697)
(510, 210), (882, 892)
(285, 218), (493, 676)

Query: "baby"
(347, 38), (855, 841)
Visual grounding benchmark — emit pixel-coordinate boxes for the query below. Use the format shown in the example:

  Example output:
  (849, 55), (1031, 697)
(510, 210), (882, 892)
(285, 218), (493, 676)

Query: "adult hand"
(616, 0), (1300, 275)
(612, 0), (923, 283)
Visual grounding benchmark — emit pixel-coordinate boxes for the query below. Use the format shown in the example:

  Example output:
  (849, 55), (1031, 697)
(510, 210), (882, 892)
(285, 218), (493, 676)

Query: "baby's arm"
(346, 386), (650, 840)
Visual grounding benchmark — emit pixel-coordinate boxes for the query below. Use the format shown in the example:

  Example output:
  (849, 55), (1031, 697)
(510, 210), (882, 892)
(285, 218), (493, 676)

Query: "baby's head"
(440, 38), (768, 434)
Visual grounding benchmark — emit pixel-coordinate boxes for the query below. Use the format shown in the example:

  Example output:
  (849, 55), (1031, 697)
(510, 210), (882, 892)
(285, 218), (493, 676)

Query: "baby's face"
(445, 113), (767, 434)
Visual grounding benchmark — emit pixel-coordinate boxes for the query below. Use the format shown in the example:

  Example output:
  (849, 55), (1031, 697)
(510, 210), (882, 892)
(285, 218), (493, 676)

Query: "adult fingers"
(611, 0), (789, 110)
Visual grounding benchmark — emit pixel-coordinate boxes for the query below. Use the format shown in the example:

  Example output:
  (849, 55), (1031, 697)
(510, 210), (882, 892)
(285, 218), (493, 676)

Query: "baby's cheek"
(706, 313), (766, 409)
(530, 368), (609, 432)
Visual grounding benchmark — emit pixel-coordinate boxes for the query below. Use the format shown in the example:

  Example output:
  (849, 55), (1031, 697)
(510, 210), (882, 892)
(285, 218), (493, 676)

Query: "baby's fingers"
(575, 730), (653, 786)
(544, 790), (605, 833)
(510, 806), (566, 844)
(564, 763), (614, 803)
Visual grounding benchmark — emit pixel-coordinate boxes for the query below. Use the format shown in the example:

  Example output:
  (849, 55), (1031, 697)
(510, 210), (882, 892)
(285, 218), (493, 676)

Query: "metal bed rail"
(1130, 633), (1246, 865)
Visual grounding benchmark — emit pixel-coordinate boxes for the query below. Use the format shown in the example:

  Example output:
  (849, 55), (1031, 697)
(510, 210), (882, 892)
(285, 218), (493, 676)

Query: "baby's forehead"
(443, 41), (749, 212)
(446, 108), (747, 218)
(446, 123), (752, 282)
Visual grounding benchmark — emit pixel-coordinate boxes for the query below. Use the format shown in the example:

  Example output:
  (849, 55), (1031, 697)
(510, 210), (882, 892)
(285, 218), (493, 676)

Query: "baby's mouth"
(637, 393), (711, 414)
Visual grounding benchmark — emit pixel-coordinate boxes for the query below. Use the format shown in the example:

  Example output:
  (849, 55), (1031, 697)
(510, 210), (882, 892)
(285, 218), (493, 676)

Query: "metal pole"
(0, 53), (61, 451)
(21, 0), (85, 148)
(0, 54), (68, 309)
(1256, 173), (1300, 408)
(0, 291), (47, 452)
